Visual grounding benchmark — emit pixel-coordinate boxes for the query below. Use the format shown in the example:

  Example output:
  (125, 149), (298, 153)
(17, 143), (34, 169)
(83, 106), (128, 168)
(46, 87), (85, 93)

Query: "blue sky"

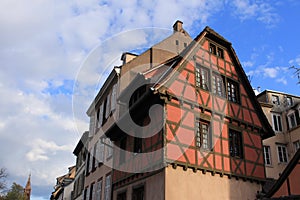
(0, 0), (299, 199)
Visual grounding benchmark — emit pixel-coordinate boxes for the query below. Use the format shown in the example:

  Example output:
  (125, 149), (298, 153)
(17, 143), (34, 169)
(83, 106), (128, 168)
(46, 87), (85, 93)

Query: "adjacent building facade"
(257, 90), (300, 179)
(50, 166), (76, 200)
(73, 131), (89, 200)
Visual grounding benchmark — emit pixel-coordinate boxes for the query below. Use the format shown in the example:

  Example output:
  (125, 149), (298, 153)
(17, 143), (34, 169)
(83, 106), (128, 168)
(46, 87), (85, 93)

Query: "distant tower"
(24, 174), (31, 200)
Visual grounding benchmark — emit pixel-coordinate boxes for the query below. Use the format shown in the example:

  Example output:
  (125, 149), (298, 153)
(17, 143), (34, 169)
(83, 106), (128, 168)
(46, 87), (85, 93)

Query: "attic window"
(209, 43), (216, 54)
(209, 43), (224, 59)
(217, 47), (224, 59)
(176, 40), (179, 45)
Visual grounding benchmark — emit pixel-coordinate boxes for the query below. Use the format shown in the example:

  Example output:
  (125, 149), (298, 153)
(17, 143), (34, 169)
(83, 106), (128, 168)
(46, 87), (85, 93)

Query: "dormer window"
(209, 43), (224, 59)
(209, 43), (216, 54)
(217, 47), (224, 59)
(286, 96), (293, 107)
(272, 95), (280, 105)
(287, 111), (297, 129)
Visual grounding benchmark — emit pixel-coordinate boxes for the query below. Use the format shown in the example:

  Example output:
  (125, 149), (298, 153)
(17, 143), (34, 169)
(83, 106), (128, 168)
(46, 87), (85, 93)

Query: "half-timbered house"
(104, 24), (274, 200)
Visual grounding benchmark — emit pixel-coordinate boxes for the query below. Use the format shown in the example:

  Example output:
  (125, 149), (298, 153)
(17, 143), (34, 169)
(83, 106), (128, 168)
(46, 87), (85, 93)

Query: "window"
(287, 111), (297, 129)
(85, 153), (90, 175)
(195, 64), (209, 90)
(217, 47), (224, 58)
(97, 141), (104, 164)
(106, 139), (113, 159)
(119, 137), (127, 164)
(175, 40), (179, 45)
(184, 42), (187, 48)
(263, 146), (272, 165)
(209, 43), (224, 59)
(90, 183), (95, 200)
(104, 174), (111, 200)
(294, 140), (300, 152)
(272, 95), (280, 105)
(85, 186), (90, 200)
(95, 179), (102, 200)
(89, 147), (94, 173)
(286, 97), (293, 107)
(212, 74), (224, 97)
(111, 84), (117, 112)
(105, 92), (111, 119)
(117, 191), (127, 200)
(92, 143), (97, 170)
(129, 86), (146, 107)
(272, 113), (282, 132)
(229, 129), (243, 158)
(134, 137), (142, 153)
(97, 104), (103, 128)
(195, 119), (210, 150)
(132, 186), (144, 200)
(227, 79), (239, 103)
(277, 145), (288, 163)
(209, 43), (216, 54)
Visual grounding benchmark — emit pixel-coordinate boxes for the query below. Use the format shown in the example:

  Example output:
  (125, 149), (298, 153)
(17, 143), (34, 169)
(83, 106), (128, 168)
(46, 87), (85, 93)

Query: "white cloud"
(289, 55), (300, 67)
(242, 61), (254, 68)
(0, 0), (288, 198)
(26, 139), (73, 162)
(263, 67), (279, 78)
(276, 77), (288, 85)
(231, 0), (280, 26)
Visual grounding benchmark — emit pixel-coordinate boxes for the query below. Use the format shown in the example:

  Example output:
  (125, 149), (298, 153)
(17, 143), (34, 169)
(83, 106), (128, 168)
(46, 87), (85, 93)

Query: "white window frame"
(286, 96), (293, 107)
(271, 113), (282, 133)
(104, 174), (111, 200)
(95, 179), (102, 200)
(263, 146), (272, 166)
(277, 145), (288, 163)
(97, 140), (104, 164)
(111, 84), (117, 112)
(106, 139), (113, 159)
(287, 110), (297, 129)
(272, 95), (280, 105)
(97, 104), (103, 128)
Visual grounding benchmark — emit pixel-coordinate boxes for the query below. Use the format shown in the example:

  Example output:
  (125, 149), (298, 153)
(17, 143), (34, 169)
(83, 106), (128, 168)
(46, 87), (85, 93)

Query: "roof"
(146, 26), (274, 138)
(73, 131), (88, 155)
(257, 90), (300, 99)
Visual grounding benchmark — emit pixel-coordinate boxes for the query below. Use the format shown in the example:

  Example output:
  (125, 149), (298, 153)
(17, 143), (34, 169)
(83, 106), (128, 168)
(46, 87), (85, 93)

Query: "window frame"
(132, 185), (145, 200)
(272, 95), (280, 105)
(195, 64), (210, 91)
(229, 129), (243, 159)
(104, 174), (111, 200)
(277, 144), (288, 163)
(95, 178), (102, 200)
(286, 96), (293, 107)
(263, 145), (272, 166)
(212, 73), (225, 98)
(287, 111), (297, 129)
(271, 113), (283, 133)
(227, 78), (240, 103)
(195, 119), (211, 151)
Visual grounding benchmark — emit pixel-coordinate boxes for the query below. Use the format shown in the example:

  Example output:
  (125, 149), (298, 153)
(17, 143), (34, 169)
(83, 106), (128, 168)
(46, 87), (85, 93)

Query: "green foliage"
(2, 183), (25, 200)
(0, 168), (7, 191)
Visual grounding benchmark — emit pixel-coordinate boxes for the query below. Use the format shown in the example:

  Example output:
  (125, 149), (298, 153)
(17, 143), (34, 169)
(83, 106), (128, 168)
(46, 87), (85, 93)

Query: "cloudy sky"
(0, 0), (300, 199)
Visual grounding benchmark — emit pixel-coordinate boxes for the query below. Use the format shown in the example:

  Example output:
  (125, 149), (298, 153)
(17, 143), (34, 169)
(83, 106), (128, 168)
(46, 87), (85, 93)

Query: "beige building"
(50, 166), (76, 200)
(257, 90), (300, 179)
(83, 20), (192, 200)
(73, 131), (88, 200)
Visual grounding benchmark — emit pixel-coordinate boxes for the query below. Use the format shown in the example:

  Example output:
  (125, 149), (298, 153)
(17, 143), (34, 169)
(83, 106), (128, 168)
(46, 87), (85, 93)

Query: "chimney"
(121, 52), (138, 65)
(173, 20), (183, 32)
